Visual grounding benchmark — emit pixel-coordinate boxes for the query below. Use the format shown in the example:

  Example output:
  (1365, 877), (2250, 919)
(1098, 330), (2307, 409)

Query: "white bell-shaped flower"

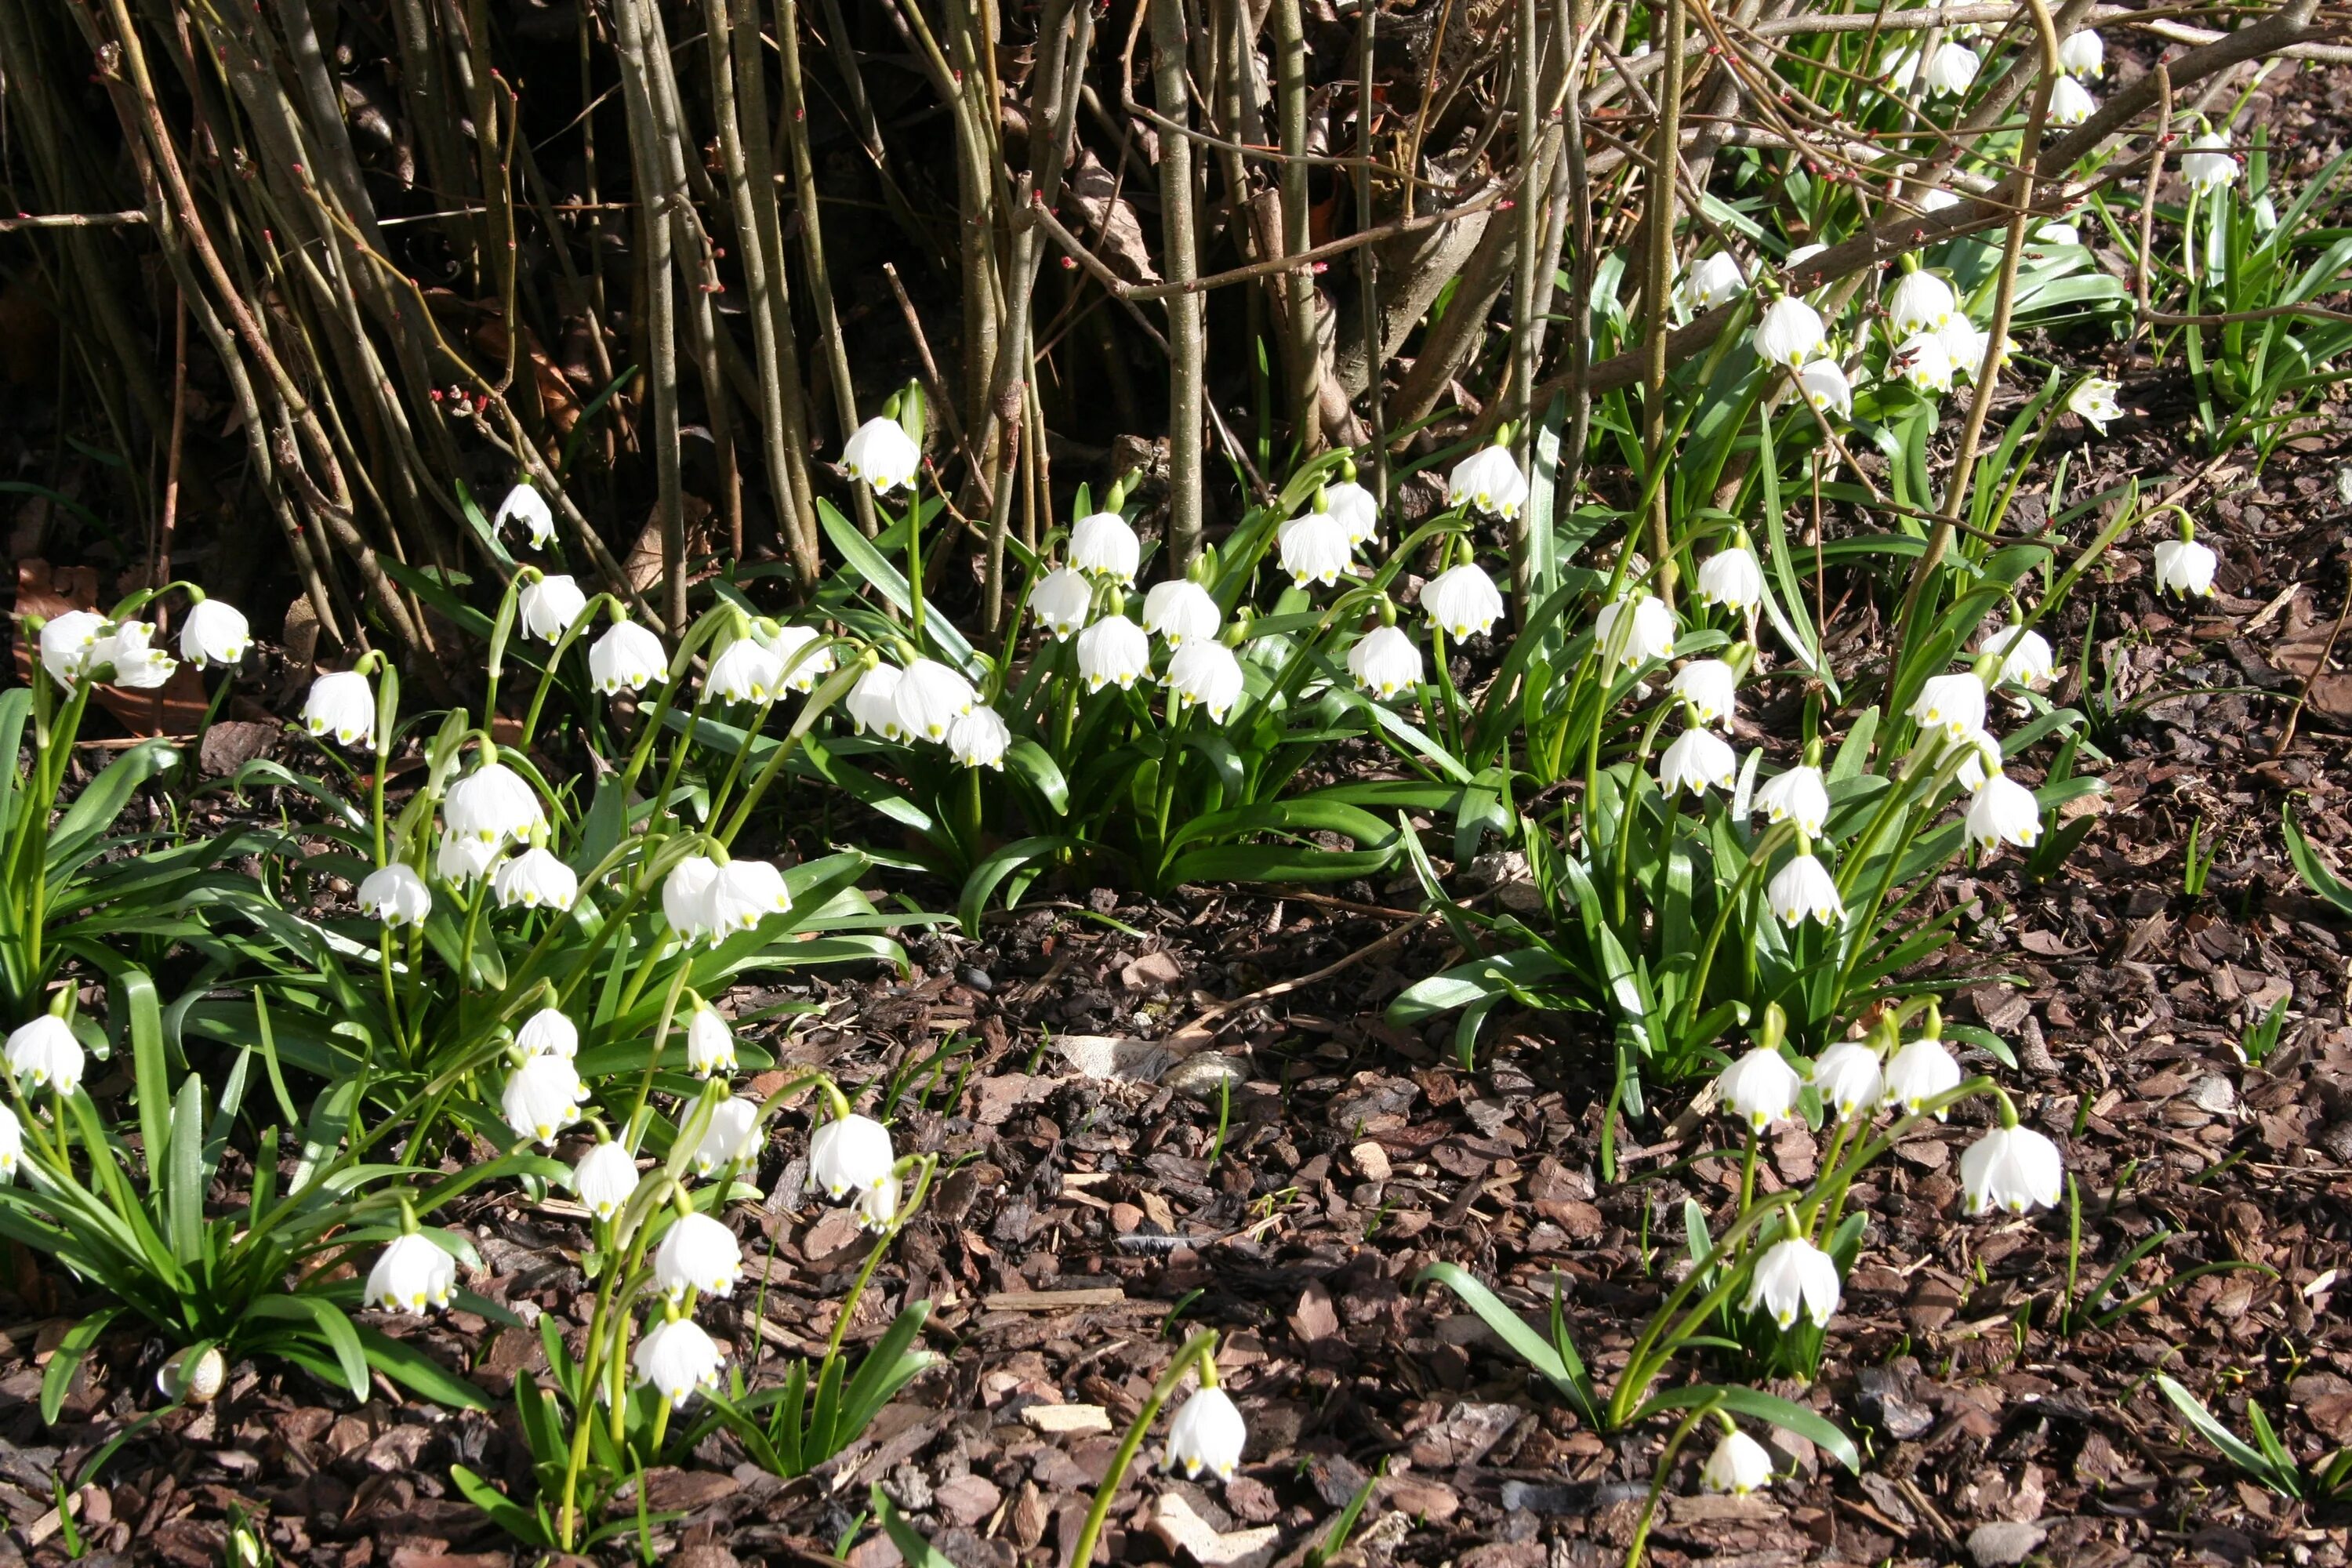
(1922, 41), (1977, 97)
(517, 574), (588, 643)
(1446, 446), (1530, 521)
(495, 482), (556, 548)
(494, 846), (578, 912)
(1959, 1124), (2063, 1214)
(1032, 568), (1095, 640)
(1809, 1041), (1884, 1118)
(436, 834), (502, 885)
(706, 637), (785, 705)
(1980, 625), (2054, 688)
(1701, 1430), (1775, 1495)
(893, 659), (978, 742)
(1423, 564), (1504, 640)
(764, 624), (837, 692)
(1965, 774), (2043, 852)
(1348, 625), (1424, 700)
(842, 416), (921, 494)
(1752, 296), (1824, 368)
(589, 620), (667, 695)
(1323, 480), (1381, 546)
(1798, 359), (1853, 418)
(0, 1102), (21, 1181)
(445, 760), (545, 847)
(633, 1316), (726, 1408)
(1895, 332), (1955, 395)
(1167, 641), (1246, 722)
(304, 671), (377, 748)
(1767, 851), (1845, 927)
(1909, 672), (1987, 741)
(1937, 317), (1990, 382)
(1950, 726), (2003, 793)
(2180, 132), (2240, 194)
(1595, 593), (1676, 666)
(1753, 765), (1830, 837)
(1143, 580), (1222, 645)
(662, 855), (720, 942)
(686, 1004), (738, 1078)
(847, 664), (906, 738)
(1077, 614), (1152, 692)
(179, 599), (251, 667)
(948, 706), (1011, 770)
(1070, 511), (1142, 583)
(1279, 510), (1356, 588)
(6, 1016), (84, 1096)
(1677, 252), (1749, 314)
(514, 1007), (579, 1060)
(1658, 725), (1736, 795)
(1719, 1046), (1801, 1131)
(365, 1232), (456, 1315)
(2154, 538), (2217, 597)
(654, 1211), (742, 1300)
(809, 1112), (895, 1197)
(91, 622), (176, 690)
(857, 1173), (904, 1232)
(1696, 547), (1763, 612)
(1882, 1036), (1962, 1116)
(572, 1142), (641, 1221)
(691, 1096), (761, 1176)
(37, 611), (107, 684)
(2067, 376), (2124, 435)
(1165, 1387), (1247, 1480)
(2049, 75), (2094, 127)
(1886, 271), (1958, 336)
(358, 863), (433, 927)
(2058, 29), (2103, 77)
(501, 1053), (588, 1145)
(1744, 1236), (1842, 1329)
(1669, 660), (1738, 729)
(706, 858), (790, 937)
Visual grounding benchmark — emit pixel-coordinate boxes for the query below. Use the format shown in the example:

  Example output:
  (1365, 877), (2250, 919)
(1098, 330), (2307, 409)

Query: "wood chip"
(985, 1287), (1127, 1312)
(1020, 1403), (1114, 1435)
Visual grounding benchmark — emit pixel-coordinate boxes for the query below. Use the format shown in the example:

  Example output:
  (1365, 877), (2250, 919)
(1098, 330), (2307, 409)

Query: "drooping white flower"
(1595, 593), (1676, 666)
(1959, 1124), (2063, 1214)
(1670, 660), (1739, 728)
(573, 1142), (641, 1221)
(893, 658), (978, 742)
(1880, 45), (1921, 92)
(1658, 725), (1737, 795)
(1424, 564), (1504, 640)
(0, 1102), (21, 1181)
(1768, 852), (1845, 927)
(179, 599), (251, 668)
(706, 858), (790, 937)
(436, 834), (502, 884)
(1809, 1041), (1885, 1119)
(662, 855), (720, 942)
(1677, 252), (1750, 314)
(1070, 511), (1142, 583)
(1965, 774), (2043, 852)
(2037, 220), (2082, 249)
(1696, 547), (1763, 612)
(1980, 625), (2055, 688)
(1950, 725), (2003, 793)
(1886, 271), (1958, 336)
(764, 624), (837, 692)
(2067, 376), (2124, 435)
(1032, 567), (1095, 640)
(1719, 1047), (1802, 1131)
(2059, 29), (2103, 78)
(691, 1096), (761, 1176)
(1744, 1236), (1842, 1329)
(6, 1016), (84, 1096)
(654, 1211), (742, 1300)
(633, 1316), (726, 1409)
(1895, 332), (1955, 394)
(365, 1232), (456, 1315)
(493, 846), (578, 912)
(2049, 75), (2095, 127)
(1920, 187), (1963, 213)
(1167, 641), (1246, 722)
(1279, 510), (1356, 588)
(517, 574), (589, 643)
(502, 1053), (588, 1144)
(1348, 625), (1424, 700)
(514, 1007), (579, 1060)
(2154, 537), (2217, 597)
(495, 482), (556, 549)
(37, 611), (106, 684)
(1798, 359), (1853, 418)
(1909, 672), (1988, 740)
(1323, 480), (1382, 546)
(1701, 1431), (1775, 1495)
(1754, 765), (1830, 837)
(2180, 132), (2240, 194)
(686, 1004), (738, 1078)
(847, 664), (907, 739)
(948, 706), (1011, 770)
(1937, 317), (1991, 382)
(1923, 41), (1978, 96)
(589, 620), (667, 695)
(857, 1173), (904, 1232)
(358, 863), (433, 927)
(706, 637), (785, 705)
(445, 760), (544, 847)
(1077, 614), (1152, 692)
(1753, 296), (1825, 368)
(1143, 580), (1222, 645)
(842, 416), (921, 494)
(1165, 1387), (1247, 1480)
(1882, 1036), (1962, 1115)
(1446, 445), (1530, 521)
(91, 622), (176, 690)
(809, 1112), (895, 1197)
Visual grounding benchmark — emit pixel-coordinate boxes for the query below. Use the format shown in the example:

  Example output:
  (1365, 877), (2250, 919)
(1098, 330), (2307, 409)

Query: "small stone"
(2185, 1074), (2237, 1114)
(1166, 1052), (1246, 1099)
(1968, 1520), (2049, 1567)
(959, 967), (995, 994)
(1349, 1141), (1392, 1181)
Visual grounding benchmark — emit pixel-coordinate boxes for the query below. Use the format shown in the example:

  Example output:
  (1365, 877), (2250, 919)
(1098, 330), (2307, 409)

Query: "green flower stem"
(1607, 1190), (1800, 1431)
(622, 965), (700, 1152)
(520, 593), (620, 751)
(619, 611), (734, 798)
(1612, 701), (1681, 927)
(1676, 822), (1794, 1039)
(1800, 1076), (1998, 1236)
(717, 655), (865, 847)
(1068, 1330), (1222, 1568)
(904, 501), (927, 648)
(823, 1154), (938, 1362)
(1624, 1397), (1717, 1568)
